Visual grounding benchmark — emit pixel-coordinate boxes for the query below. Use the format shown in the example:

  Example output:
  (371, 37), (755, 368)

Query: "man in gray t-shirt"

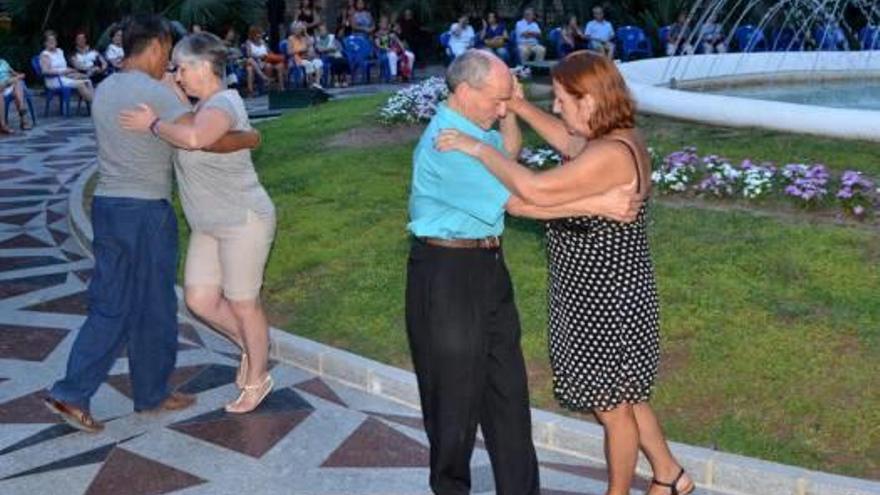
(92, 70), (189, 201)
(46, 15), (258, 432)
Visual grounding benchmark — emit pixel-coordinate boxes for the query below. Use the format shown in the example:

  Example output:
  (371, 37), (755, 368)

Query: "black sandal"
(651, 467), (694, 495)
(19, 111), (32, 131)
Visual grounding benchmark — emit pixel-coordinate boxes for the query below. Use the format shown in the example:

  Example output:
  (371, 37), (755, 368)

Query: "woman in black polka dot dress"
(435, 51), (694, 495)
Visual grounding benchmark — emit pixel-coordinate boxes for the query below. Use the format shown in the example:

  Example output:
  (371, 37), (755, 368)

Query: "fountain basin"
(619, 51), (880, 141)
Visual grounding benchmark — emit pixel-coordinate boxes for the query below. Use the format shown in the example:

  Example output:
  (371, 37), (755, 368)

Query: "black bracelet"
(149, 118), (160, 136)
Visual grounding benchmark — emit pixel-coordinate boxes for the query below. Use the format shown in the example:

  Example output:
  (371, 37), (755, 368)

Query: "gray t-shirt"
(175, 90), (275, 231)
(93, 71), (190, 200)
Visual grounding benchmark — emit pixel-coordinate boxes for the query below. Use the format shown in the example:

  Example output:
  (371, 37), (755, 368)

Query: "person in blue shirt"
(405, 49), (640, 495)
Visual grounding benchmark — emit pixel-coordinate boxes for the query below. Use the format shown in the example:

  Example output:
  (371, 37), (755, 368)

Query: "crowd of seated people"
(5, 0), (874, 139)
(39, 30), (95, 105)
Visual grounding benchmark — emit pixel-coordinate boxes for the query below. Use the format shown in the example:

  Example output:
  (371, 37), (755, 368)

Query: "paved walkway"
(0, 115), (735, 494)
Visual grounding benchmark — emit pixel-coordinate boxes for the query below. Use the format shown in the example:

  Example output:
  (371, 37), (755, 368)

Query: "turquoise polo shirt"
(408, 103), (511, 239)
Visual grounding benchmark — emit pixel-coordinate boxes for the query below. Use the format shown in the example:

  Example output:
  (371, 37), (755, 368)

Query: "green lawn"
(189, 95), (879, 478)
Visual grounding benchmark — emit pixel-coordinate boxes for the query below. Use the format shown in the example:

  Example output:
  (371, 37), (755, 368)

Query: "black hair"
(122, 14), (172, 58)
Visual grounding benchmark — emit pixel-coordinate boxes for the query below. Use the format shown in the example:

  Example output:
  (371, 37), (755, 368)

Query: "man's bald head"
(445, 49), (514, 130)
(446, 49), (509, 93)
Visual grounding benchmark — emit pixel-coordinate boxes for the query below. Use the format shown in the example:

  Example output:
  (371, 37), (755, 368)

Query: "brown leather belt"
(420, 236), (502, 249)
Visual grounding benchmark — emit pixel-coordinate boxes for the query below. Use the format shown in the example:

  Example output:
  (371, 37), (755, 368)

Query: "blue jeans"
(50, 196), (179, 411)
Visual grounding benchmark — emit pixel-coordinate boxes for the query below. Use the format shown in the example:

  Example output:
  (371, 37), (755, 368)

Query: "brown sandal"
(651, 468), (695, 495)
(43, 397), (104, 433)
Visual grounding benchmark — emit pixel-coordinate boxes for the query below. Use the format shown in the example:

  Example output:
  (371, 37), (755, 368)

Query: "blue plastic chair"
(771, 28), (804, 51)
(859, 26), (880, 50)
(31, 55), (86, 117)
(814, 26), (847, 50)
(508, 29), (521, 66)
(343, 35), (376, 84)
(617, 26), (653, 60)
(548, 27), (566, 58)
(658, 26), (672, 55)
(733, 25), (767, 52)
(4, 83), (36, 128)
(439, 31), (453, 61)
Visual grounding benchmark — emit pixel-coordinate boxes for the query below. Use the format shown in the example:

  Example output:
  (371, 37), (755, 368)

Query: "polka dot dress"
(546, 137), (661, 412)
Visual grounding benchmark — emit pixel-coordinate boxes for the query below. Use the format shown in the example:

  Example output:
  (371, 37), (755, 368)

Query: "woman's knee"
(594, 403), (635, 426)
(184, 289), (221, 316)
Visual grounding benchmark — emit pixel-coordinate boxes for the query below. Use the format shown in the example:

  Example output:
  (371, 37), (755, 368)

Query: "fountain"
(618, 0), (880, 141)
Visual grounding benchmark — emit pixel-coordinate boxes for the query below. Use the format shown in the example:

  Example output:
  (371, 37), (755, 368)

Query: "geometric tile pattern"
(84, 448), (206, 495)
(0, 114), (732, 495)
(321, 416), (429, 468)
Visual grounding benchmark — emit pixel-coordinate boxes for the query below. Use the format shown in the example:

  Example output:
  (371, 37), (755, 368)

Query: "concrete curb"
(69, 167), (880, 495)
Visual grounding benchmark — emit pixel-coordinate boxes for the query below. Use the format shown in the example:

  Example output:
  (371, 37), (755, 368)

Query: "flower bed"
(378, 76), (449, 125)
(520, 145), (879, 219)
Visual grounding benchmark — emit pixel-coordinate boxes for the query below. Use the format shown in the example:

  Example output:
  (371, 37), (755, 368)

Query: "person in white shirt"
(39, 30), (94, 104)
(700, 13), (727, 53)
(584, 6), (616, 59)
(448, 15), (476, 58)
(105, 28), (125, 71)
(71, 32), (109, 84)
(514, 8), (546, 62)
(666, 11), (695, 56)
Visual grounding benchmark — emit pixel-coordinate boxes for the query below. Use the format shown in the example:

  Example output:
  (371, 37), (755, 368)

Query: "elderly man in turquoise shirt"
(406, 50), (539, 495)
(406, 49), (638, 495)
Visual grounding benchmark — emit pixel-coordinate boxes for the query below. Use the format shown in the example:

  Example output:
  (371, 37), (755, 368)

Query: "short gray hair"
(173, 32), (227, 79)
(446, 49), (494, 92)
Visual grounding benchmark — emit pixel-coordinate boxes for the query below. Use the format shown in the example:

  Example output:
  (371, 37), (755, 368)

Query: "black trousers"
(405, 240), (540, 495)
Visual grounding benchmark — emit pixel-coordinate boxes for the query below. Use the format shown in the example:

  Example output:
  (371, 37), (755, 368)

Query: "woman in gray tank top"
(120, 33), (275, 415)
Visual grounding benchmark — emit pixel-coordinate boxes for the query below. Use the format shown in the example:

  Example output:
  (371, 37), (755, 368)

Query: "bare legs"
(184, 286), (272, 412)
(245, 60), (285, 94)
(595, 405), (641, 495)
(246, 59), (269, 96)
(185, 286), (244, 348)
(72, 79), (94, 104)
(0, 95), (9, 133)
(593, 402), (694, 495)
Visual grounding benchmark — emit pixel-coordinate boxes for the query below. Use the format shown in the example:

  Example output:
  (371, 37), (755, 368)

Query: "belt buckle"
(480, 236), (499, 248)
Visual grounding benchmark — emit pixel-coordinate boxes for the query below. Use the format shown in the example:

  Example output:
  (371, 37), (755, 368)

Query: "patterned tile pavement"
(0, 113), (735, 495)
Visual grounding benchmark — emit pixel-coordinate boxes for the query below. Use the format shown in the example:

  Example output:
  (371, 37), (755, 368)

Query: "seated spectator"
(448, 15), (476, 58)
(397, 8), (426, 67)
(297, 0), (322, 35)
(70, 32), (109, 85)
(288, 21), (324, 88)
(104, 28), (125, 71)
(821, 19), (848, 50)
(245, 25), (286, 94)
(351, 0), (375, 36)
(561, 14), (588, 56)
(480, 12), (509, 63)
(700, 13), (727, 53)
(314, 22), (351, 87)
(337, 0), (355, 37)
(666, 11), (695, 56)
(374, 15), (415, 81)
(584, 6), (615, 58)
(223, 27), (245, 87)
(0, 57), (32, 132)
(40, 30), (94, 105)
(515, 8), (546, 62)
